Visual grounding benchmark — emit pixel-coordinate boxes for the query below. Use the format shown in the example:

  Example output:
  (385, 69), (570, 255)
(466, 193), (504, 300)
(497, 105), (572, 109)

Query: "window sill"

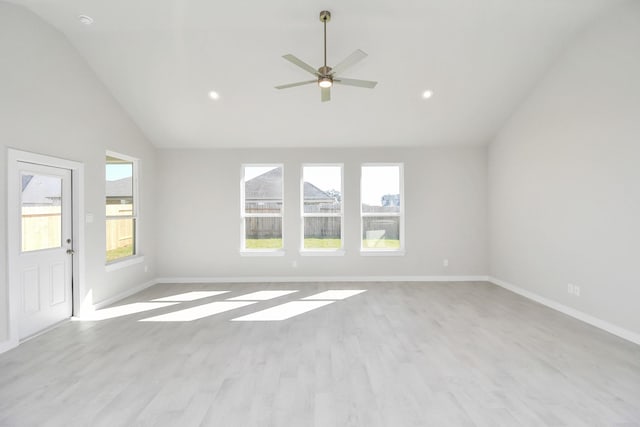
(105, 255), (145, 272)
(360, 250), (406, 257)
(239, 250), (285, 257)
(300, 249), (345, 257)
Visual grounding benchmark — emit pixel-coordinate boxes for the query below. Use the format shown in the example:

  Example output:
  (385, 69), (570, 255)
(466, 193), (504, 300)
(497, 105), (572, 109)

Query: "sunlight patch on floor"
(226, 290), (297, 301)
(231, 301), (335, 321)
(139, 301), (256, 322)
(151, 291), (229, 302)
(302, 290), (366, 300)
(90, 289), (368, 323)
(82, 302), (179, 321)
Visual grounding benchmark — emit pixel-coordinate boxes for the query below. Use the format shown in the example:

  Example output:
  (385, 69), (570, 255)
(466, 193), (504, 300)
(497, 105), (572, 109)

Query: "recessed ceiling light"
(422, 90), (434, 99)
(78, 15), (94, 25)
(208, 91), (220, 100)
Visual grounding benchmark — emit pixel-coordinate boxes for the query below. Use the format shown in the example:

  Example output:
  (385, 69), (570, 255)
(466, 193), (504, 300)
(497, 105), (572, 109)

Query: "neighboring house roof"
(303, 182), (334, 202)
(245, 168), (282, 201)
(245, 168), (337, 202)
(21, 174), (61, 205)
(106, 177), (132, 198)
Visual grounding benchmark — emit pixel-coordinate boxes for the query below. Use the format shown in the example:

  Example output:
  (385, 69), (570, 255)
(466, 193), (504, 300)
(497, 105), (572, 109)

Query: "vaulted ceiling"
(9, 0), (625, 148)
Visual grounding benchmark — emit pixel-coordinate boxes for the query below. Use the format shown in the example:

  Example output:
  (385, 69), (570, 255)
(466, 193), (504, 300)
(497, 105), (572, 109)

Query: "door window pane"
(21, 174), (62, 252)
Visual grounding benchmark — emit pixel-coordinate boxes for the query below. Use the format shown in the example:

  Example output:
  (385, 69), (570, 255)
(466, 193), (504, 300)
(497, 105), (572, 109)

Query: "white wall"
(489, 1), (640, 336)
(156, 147), (488, 279)
(0, 3), (157, 344)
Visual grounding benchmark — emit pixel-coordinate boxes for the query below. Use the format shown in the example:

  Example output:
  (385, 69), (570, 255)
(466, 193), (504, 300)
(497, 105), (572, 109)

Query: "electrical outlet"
(568, 283), (574, 294)
(574, 285), (581, 297)
(144, 265), (149, 273)
(292, 261), (298, 268)
(443, 259), (449, 267)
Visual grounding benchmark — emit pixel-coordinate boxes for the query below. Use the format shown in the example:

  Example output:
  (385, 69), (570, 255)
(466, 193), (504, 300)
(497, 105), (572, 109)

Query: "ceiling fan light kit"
(275, 10), (377, 102)
(318, 76), (333, 88)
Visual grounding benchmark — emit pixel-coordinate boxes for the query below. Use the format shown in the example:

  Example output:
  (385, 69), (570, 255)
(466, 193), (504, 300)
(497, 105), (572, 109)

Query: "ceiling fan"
(275, 10), (378, 102)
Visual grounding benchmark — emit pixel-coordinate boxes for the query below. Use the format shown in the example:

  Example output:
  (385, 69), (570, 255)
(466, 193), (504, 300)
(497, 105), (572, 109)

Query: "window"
(241, 165), (284, 251)
(21, 173), (62, 252)
(106, 154), (137, 262)
(301, 165), (343, 251)
(361, 164), (404, 253)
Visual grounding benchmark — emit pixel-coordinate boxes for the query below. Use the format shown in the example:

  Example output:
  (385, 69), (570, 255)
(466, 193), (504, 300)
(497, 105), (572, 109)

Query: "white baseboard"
(92, 279), (158, 311)
(489, 276), (640, 346)
(0, 338), (19, 355)
(155, 275), (489, 284)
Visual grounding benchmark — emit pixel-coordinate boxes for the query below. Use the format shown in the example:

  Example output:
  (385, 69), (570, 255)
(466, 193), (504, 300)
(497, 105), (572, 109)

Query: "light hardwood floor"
(0, 281), (639, 426)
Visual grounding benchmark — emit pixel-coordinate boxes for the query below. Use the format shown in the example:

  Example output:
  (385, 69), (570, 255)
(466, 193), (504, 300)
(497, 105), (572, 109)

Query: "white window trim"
(240, 164), (285, 255)
(105, 151), (140, 265)
(360, 163), (405, 255)
(300, 163), (344, 255)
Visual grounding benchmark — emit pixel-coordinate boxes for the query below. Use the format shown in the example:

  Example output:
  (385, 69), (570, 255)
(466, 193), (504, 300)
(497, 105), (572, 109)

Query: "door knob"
(66, 249), (75, 255)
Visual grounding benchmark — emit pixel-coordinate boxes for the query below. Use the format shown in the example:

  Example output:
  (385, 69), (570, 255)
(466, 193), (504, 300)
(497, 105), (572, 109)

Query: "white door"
(14, 162), (73, 339)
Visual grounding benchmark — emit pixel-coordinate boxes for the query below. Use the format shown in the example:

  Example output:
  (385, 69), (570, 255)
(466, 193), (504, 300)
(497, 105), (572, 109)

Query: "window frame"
(360, 163), (405, 256)
(105, 151), (140, 265)
(240, 163), (285, 255)
(300, 163), (345, 256)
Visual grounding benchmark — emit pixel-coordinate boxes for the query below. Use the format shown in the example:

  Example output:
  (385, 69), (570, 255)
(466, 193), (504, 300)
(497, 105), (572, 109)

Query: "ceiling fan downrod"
(319, 10), (332, 78)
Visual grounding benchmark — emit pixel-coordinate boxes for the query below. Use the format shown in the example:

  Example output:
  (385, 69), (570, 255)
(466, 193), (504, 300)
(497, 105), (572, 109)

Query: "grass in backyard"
(245, 238), (343, 249)
(106, 244), (134, 262)
(303, 238), (342, 249)
(362, 239), (400, 249)
(245, 238), (399, 249)
(245, 238), (283, 249)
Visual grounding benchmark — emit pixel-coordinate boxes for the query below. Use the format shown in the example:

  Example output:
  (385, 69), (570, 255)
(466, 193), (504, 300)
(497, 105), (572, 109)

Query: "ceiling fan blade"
(334, 78), (378, 89)
(330, 49), (367, 75)
(275, 80), (317, 90)
(282, 54), (319, 77)
(321, 87), (331, 102)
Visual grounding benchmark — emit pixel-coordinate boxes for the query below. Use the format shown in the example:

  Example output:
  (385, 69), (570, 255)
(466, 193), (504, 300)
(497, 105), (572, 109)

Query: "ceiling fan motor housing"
(318, 65), (332, 76)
